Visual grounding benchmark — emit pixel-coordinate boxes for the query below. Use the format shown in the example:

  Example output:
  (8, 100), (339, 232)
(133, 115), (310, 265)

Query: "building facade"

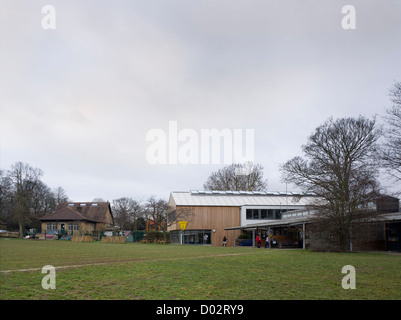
(167, 191), (316, 247)
(40, 202), (114, 235)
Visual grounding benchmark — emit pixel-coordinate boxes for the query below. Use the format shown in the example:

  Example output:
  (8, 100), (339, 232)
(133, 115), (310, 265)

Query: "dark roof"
(40, 202), (113, 223)
(40, 207), (98, 222)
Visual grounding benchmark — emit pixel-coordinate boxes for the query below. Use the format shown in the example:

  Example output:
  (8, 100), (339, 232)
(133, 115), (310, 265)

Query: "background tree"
(29, 180), (58, 229)
(7, 162), (44, 237)
(281, 116), (382, 251)
(0, 170), (13, 226)
(380, 81), (401, 183)
(143, 195), (193, 243)
(112, 197), (143, 230)
(203, 163), (268, 191)
(53, 186), (69, 206)
(143, 196), (170, 241)
(0, 162), (69, 235)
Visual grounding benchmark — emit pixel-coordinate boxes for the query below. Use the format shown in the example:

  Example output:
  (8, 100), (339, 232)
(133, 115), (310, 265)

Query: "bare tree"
(112, 197), (143, 230)
(144, 196), (168, 229)
(144, 196), (194, 243)
(29, 180), (58, 228)
(53, 186), (69, 206)
(1, 163), (69, 233)
(380, 81), (401, 183)
(281, 116), (382, 251)
(0, 170), (13, 224)
(7, 162), (44, 237)
(203, 163), (268, 191)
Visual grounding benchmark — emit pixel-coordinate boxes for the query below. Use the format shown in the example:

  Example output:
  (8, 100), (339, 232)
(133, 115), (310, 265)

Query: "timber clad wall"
(168, 206), (240, 247)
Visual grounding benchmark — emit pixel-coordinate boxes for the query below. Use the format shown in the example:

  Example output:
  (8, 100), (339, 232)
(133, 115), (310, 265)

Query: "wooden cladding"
(168, 206), (241, 247)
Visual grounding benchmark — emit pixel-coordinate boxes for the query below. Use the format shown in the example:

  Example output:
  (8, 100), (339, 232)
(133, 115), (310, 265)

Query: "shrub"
(101, 236), (126, 244)
(143, 231), (170, 243)
(71, 235), (93, 242)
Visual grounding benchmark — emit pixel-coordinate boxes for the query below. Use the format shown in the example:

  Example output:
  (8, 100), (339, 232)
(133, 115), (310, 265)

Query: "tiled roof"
(40, 202), (112, 223)
(40, 207), (98, 222)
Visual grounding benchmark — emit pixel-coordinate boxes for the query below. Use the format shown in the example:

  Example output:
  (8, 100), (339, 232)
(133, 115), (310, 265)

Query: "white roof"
(170, 190), (318, 207)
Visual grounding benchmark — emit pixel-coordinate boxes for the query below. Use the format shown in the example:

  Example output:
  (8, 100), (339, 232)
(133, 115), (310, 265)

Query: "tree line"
(0, 162), (68, 237)
(0, 165), (171, 237)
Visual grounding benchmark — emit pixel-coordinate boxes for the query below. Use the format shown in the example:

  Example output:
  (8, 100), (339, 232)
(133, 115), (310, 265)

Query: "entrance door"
(60, 223), (66, 235)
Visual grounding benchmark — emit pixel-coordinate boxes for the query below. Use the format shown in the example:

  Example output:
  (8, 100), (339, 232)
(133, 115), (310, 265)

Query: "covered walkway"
(226, 211), (401, 251)
(225, 215), (310, 249)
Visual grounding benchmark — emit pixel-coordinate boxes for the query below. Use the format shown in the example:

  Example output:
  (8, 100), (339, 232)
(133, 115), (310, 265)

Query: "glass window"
(167, 211), (176, 223)
(246, 209), (252, 219)
(246, 208), (285, 220)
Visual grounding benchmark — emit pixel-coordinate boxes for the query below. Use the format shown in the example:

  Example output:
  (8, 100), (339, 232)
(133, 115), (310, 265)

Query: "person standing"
(265, 234), (270, 248)
(256, 234), (261, 248)
(222, 236), (227, 247)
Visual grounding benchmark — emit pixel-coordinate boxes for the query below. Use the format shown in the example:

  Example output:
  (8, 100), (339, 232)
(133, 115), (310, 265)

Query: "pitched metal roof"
(170, 191), (318, 207)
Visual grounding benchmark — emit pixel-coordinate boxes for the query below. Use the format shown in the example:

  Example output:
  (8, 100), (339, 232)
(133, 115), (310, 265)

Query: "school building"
(167, 191), (401, 251)
(167, 190), (316, 247)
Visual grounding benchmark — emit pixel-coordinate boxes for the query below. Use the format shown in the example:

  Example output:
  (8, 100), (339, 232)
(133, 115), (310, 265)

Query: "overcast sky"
(1, 0), (400, 202)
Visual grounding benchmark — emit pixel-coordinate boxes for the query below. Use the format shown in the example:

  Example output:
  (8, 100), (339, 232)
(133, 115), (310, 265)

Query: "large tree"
(381, 81), (401, 183)
(281, 116), (382, 251)
(0, 170), (13, 224)
(1, 162), (68, 236)
(143, 196), (169, 241)
(112, 197), (143, 230)
(203, 163), (268, 191)
(7, 162), (44, 237)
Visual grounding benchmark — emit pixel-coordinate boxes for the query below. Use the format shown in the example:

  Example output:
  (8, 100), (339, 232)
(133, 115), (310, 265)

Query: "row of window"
(245, 209), (293, 220)
(46, 222), (79, 231)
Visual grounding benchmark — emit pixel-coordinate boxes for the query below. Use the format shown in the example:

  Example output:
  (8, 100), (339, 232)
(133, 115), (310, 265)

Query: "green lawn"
(1, 238), (400, 300)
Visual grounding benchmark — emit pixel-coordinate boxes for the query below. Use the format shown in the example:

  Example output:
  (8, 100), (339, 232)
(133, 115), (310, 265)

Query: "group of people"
(222, 234), (271, 247)
(256, 234), (270, 248)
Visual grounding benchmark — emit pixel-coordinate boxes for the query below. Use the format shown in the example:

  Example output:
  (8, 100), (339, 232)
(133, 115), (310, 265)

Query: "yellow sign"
(179, 221), (188, 231)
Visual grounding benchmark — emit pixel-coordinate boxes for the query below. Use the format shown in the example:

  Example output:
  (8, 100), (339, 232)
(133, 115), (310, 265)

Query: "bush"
(101, 236), (126, 244)
(143, 231), (170, 243)
(238, 233), (250, 239)
(71, 235), (93, 242)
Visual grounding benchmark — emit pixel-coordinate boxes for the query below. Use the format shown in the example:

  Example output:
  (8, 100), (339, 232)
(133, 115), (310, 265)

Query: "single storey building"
(40, 202), (114, 235)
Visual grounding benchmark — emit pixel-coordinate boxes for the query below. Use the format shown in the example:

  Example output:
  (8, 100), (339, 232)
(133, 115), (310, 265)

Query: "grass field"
(1, 238), (400, 300)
